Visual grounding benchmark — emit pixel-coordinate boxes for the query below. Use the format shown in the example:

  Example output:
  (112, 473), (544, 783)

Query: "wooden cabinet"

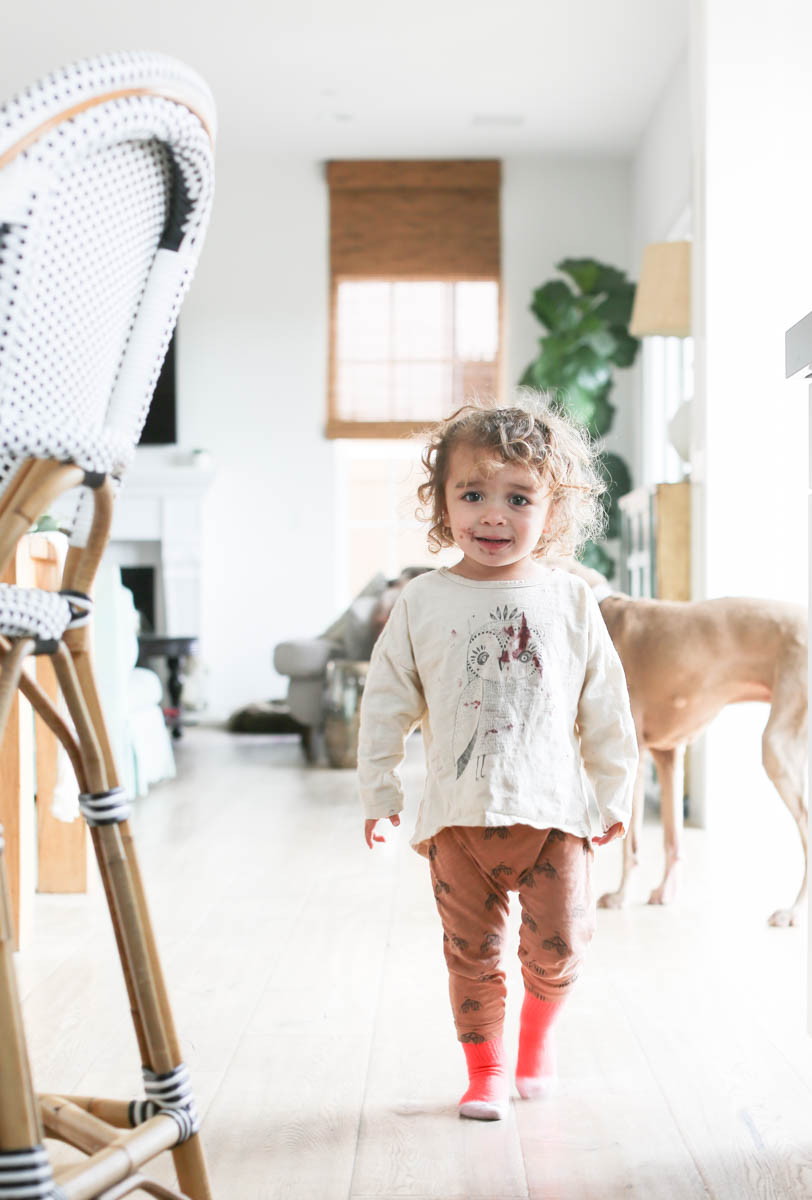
(618, 481), (691, 601)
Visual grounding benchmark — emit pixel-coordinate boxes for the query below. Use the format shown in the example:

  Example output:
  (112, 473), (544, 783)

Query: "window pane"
(455, 282), (499, 361)
(453, 360), (498, 407)
(336, 281), (390, 361)
(336, 363), (391, 421)
(392, 282), (451, 360)
(392, 361), (451, 421)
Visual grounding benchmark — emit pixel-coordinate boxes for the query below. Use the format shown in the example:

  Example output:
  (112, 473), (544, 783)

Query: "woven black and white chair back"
(0, 51), (215, 547)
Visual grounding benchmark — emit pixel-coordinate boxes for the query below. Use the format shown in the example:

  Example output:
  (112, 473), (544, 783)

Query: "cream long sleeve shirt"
(357, 565), (638, 852)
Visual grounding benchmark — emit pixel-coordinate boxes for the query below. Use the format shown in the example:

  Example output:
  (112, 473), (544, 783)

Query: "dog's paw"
(648, 883), (678, 906)
(768, 907), (800, 928)
(597, 890), (627, 910)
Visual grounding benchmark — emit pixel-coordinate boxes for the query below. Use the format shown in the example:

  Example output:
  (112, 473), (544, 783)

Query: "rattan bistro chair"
(0, 53), (215, 1199)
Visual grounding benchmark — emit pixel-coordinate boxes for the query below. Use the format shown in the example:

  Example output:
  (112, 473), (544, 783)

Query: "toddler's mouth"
(476, 535), (511, 548)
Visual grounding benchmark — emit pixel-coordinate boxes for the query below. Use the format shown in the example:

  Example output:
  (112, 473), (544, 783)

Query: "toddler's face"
(442, 441), (555, 581)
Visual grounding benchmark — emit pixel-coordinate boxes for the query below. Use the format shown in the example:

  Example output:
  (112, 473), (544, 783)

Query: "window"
(639, 209), (694, 486)
(641, 333), (694, 485)
(334, 279), (499, 424)
(327, 160), (502, 438)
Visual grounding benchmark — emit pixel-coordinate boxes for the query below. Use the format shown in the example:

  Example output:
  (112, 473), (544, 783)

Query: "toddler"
(357, 396), (638, 1121)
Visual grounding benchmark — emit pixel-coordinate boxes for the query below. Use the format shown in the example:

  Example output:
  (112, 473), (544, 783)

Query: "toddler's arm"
(577, 588), (638, 837)
(358, 595), (425, 847)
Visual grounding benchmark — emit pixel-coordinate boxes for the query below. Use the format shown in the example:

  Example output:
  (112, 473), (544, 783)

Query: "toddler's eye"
(461, 491), (482, 503)
(509, 494), (529, 506)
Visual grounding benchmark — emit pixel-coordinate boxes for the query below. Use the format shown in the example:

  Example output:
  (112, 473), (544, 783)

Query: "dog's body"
(558, 560), (808, 926)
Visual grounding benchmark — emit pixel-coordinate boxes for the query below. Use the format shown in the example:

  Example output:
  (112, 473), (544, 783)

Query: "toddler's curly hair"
(416, 390), (606, 560)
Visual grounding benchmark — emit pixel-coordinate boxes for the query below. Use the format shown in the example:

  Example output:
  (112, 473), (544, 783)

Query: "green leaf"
(558, 258), (628, 296)
(556, 386), (596, 430)
(588, 392), (616, 440)
(581, 327), (618, 361)
(570, 345), (612, 393)
(530, 280), (578, 332)
(608, 328), (641, 368)
(592, 281), (636, 326)
(519, 359), (549, 389)
(570, 313), (604, 342)
(556, 258), (601, 295)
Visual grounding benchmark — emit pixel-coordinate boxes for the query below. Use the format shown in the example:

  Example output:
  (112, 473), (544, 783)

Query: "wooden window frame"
(326, 160), (503, 439)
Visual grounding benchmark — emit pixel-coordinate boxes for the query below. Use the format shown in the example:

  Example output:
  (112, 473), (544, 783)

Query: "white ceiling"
(2, 0), (689, 159)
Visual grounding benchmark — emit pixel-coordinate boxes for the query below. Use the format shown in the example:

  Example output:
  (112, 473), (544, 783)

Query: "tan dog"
(554, 559), (808, 926)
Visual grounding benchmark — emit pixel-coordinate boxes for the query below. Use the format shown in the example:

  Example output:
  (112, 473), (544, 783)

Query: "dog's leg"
(647, 745), (684, 906)
(598, 750), (646, 909)
(761, 682), (808, 927)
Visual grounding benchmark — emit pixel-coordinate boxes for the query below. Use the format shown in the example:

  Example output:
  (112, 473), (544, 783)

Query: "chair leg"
(56, 638), (213, 1200)
(0, 840), (45, 1148)
(0, 640), (57, 1197)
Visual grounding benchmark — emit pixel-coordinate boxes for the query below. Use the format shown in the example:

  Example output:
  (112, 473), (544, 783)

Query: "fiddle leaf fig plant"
(519, 257), (640, 578)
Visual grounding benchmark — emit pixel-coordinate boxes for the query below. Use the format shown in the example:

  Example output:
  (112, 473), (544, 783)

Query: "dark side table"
(136, 634), (199, 739)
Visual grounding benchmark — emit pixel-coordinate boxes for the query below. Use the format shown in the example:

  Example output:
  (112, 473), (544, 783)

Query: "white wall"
(692, 0), (811, 847)
(176, 153), (633, 719)
(629, 52), (692, 487)
(630, 52), (692, 263)
(502, 157), (634, 521)
(177, 152), (335, 719)
(697, 0), (810, 603)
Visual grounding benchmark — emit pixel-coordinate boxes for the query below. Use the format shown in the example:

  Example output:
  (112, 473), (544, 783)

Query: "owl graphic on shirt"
(453, 606), (544, 780)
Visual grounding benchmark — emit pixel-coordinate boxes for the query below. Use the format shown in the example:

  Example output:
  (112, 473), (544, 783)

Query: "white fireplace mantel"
(106, 446), (214, 637)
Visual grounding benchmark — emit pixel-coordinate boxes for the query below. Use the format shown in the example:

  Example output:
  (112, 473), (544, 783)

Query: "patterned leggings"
(428, 824), (596, 1042)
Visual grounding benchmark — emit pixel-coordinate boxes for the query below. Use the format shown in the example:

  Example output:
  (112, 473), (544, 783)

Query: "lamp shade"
(629, 241), (692, 337)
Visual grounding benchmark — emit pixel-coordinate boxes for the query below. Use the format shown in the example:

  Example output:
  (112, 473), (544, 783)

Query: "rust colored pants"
(428, 824), (596, 1042)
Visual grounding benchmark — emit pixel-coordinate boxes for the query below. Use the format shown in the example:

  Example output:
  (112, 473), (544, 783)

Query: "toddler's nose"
(481, 507), (507, 525)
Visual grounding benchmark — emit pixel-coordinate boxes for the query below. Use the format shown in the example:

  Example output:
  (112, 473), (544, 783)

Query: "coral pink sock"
(515, 992), (564, 1099)
(459, 1036), (509, 1121)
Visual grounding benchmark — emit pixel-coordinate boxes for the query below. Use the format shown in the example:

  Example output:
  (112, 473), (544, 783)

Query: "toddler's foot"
(515, 1038), (557, 1099)
(515, 991), (563, 1100)
(459, 1036), (509, 1120)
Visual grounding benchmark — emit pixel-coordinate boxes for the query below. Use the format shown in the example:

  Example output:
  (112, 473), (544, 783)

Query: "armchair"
(273, 566), (432, 761)
(273, 572), (387, 760)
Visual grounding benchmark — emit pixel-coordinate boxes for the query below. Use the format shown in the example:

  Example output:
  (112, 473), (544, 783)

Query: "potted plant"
(519, 257), (640, 577)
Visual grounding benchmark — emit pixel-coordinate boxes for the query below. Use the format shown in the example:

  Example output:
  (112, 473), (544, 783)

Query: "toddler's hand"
(592, 821), (625, 846)
(365, 815), (400, 848)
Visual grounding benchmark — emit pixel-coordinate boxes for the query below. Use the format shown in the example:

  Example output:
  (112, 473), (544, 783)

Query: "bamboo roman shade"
(328, 159), (501, 280)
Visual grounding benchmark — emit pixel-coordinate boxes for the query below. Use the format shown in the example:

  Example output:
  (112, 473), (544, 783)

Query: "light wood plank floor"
(14, 727), (812, 1199)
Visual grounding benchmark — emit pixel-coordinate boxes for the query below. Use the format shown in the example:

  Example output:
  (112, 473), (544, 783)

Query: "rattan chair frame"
(0, 53), (216, 1200)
